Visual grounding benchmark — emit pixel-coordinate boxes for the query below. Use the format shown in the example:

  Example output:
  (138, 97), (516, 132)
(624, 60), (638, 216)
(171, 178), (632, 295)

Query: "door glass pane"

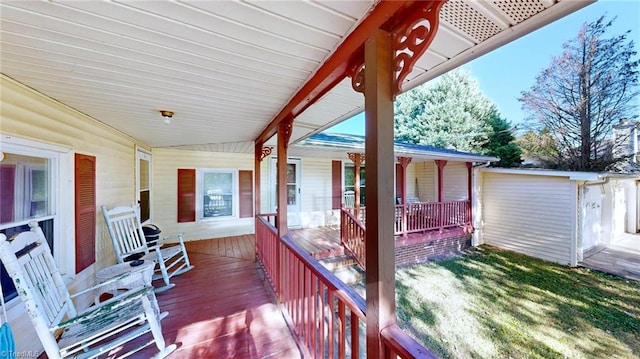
(287, 164), (296, 184)
(287, 184), (296, 205)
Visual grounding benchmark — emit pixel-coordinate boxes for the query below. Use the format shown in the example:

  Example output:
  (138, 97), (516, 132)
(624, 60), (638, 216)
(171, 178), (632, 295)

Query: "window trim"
(0, 134), (74, 306)
(196, 168), (239, 220)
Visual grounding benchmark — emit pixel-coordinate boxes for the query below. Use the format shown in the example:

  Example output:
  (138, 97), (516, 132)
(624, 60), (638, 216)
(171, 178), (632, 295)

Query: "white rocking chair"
(0, 222), (176, 359)
(101, 205), (193, 292)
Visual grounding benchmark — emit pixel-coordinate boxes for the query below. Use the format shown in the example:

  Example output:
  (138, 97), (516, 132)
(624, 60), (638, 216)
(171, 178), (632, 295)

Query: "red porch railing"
(256, 215), (435, 358)
(340, 208), (366, 268)
(256, 215), (366, 358)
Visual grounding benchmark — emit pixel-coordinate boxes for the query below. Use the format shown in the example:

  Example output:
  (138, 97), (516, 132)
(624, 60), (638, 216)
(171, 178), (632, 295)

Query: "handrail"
(381, 324), (438, 359)
(340, 207), (367, 268)
(256, 215), (366, 358)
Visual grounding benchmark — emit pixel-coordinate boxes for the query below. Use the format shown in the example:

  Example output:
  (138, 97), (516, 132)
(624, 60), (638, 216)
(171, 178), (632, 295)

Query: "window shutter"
(331, 160), (342, 209)
(238, 170), (253, 218)
(0, 165), (16, 223)
(75, 154), (96, 273)
(177, 168), (196, 222)
(395, 163), (404, 203)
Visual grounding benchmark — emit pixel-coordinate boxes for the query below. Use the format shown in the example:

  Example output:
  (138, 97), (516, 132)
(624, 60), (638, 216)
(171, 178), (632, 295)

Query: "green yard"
(396, 246), (640, 359)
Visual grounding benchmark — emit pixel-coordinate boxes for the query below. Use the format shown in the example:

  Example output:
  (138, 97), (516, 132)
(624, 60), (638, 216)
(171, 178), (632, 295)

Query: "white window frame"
(196, 168), (238, 220)
(136, 147), (152, 225)
(0, 134), (74, 303)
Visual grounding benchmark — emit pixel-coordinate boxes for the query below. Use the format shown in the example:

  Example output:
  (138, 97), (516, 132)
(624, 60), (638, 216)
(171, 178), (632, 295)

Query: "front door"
(136, 148), (152, 224)
(271, 158), (301, 228)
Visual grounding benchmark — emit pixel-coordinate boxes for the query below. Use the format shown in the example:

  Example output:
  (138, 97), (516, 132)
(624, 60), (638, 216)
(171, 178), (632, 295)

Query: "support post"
(466, 162), (473, 227)
(348, 152), (364, 216)
(435, 160), (447, 202)
(277, 119), (293, 238)
(364, 28), (395, 358)
(397, 157), (412, 236)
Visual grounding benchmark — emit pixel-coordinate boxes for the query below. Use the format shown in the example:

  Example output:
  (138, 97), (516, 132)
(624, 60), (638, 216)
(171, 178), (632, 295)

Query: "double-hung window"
(0, 135), (72, 302)
(198, 169), (237, 219)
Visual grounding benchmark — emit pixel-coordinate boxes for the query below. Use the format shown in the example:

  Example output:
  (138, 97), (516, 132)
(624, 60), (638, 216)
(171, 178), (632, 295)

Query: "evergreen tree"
(394, 68), (493, 153)
(519, 16), (639, 171)
(482, 109), (523, 167)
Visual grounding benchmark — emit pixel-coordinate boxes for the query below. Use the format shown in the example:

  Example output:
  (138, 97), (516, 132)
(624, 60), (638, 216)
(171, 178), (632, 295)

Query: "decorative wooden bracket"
(347, 152), (364, 165)
(260, 146), (273, 161)
(392, 1), (444, 95)
(397, 156), (413, 168)
(349, 1), (444, 96)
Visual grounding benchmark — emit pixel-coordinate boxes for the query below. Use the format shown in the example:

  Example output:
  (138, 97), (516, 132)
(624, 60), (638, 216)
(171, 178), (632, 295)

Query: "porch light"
(159, 110), (174, 124)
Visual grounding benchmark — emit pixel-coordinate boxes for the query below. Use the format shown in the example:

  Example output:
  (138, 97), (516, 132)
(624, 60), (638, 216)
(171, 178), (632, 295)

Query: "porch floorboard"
(127, 236), (301, 359)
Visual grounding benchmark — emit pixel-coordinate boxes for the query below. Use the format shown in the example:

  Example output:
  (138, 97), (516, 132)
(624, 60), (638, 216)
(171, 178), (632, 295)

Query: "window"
(344, 163), (366, 205)
(136, 148), (152, 223)
(0, 135), (71, 302)
(198, 169), (237, 219)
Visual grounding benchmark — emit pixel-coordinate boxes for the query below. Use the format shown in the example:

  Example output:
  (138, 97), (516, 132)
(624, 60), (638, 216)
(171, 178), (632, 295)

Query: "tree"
(482, 109), (523, 167)
(519, 16), (639, 171)
(394, 68), (493, 153)
(516, 128), (560, 168)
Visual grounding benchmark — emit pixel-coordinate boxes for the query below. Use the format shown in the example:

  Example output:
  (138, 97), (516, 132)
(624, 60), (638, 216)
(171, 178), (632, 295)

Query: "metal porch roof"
(0, 0), (594, 152)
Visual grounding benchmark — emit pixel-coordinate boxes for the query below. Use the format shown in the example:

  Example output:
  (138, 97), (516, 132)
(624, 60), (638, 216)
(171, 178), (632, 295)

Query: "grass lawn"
(396, 245), (640, 359)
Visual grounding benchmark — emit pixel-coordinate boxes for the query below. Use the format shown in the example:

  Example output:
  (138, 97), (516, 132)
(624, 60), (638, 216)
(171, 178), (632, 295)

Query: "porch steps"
(319, 255), (365, 287)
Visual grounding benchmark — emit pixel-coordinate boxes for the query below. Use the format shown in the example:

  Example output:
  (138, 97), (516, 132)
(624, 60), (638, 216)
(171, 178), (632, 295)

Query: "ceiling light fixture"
(159, 110), (174, 124)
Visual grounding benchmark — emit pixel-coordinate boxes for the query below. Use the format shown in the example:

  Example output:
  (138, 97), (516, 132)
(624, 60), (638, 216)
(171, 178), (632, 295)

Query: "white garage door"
(481, 172), (575, 265)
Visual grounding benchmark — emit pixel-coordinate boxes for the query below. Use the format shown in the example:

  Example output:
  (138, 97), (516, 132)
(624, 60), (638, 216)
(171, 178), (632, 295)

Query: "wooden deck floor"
(130, 236), (302, 359)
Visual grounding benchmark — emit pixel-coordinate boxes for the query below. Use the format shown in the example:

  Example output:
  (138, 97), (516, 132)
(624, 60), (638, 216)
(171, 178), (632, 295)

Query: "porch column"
(364, 28), (395, 358)
(397, 156), (412, 204)
(348, 152), (364, 212)
(466, 162), (473, 228)
(276, 118), (293, 238)
(435, 160), (447, 202)
(254, 145), (273, 217)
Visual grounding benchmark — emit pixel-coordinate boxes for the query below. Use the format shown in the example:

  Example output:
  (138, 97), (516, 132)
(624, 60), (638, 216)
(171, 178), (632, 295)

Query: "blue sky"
(327, 0), (640, 136)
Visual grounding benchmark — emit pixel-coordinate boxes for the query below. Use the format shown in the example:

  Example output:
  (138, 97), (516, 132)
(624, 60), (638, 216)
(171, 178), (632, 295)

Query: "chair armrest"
(70, 267), (151, 301)
(59, 285), (153, 329)
(162, 233), (185, 245)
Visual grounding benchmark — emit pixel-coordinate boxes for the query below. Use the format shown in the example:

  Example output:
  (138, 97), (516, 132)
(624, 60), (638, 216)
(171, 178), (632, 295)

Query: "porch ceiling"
(0, 0), (593, 152)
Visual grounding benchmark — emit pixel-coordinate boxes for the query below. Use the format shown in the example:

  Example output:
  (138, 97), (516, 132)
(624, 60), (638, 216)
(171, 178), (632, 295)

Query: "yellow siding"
(300, 157), (333, 227)
(414, 161), (435, 201)
(1, 75), (145, 353)
(443, 162), (469, 201)
(152, 148), (255, 239)
(481, 172), (575, 265)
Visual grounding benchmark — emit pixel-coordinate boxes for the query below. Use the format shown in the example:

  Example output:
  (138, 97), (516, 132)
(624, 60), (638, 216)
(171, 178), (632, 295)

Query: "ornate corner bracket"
(347, 152), (365, 165)
(259, 146), (273, 161)
(397, 156), (413, 168)
(392, 1), (444, 95)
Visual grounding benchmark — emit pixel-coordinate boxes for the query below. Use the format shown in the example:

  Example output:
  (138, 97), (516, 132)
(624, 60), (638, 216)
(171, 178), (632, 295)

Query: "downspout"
(471, 161), (491, 246)
(576, 175), (609, 264)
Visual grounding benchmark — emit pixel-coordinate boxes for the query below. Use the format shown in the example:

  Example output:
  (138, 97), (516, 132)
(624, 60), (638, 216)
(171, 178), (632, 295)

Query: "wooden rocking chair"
(101, 204), (193, 292)
(0, 222), (176, 359)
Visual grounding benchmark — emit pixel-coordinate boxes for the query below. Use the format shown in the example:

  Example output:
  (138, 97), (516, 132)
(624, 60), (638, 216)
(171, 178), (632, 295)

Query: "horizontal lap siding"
(482, 173), (574, 265)
(414, 161), (435, 202)
(443, 162), (468, 201)
(1, 75), (143, 353)
(300, 158), (332, 227)
(153, 148), (255, 240)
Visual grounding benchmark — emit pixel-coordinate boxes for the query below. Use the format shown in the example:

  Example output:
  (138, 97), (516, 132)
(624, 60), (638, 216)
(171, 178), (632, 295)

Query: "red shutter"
(331, 160), (342, 209)
(238, 170), (253, 218)
(75, 154), (96, 273)
(0, 165), (16, 223)
(177, 168), (196, 222)
(395, 163), (404, 204)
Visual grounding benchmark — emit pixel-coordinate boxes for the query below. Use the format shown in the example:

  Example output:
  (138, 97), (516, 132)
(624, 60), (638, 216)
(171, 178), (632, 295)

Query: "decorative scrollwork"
(350, 62), (366, 93)
(397, 156), (412, 168)
(392, 1), (444, 95)
(260, 146), (273, 161)
(347, 152), (364, 165)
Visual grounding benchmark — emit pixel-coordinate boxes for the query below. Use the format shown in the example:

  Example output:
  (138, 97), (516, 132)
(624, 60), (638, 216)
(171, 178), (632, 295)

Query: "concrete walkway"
(580, 233), (640, 281)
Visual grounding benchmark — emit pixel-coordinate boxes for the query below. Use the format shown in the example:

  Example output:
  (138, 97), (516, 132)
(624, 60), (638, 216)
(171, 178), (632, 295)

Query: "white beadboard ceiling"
(0, 0), (593, 153)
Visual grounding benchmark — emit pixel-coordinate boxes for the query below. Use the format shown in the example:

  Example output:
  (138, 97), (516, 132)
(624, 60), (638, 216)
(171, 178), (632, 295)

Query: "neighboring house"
(613, 119), (639, 171)
(478, 168), (639, 266)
